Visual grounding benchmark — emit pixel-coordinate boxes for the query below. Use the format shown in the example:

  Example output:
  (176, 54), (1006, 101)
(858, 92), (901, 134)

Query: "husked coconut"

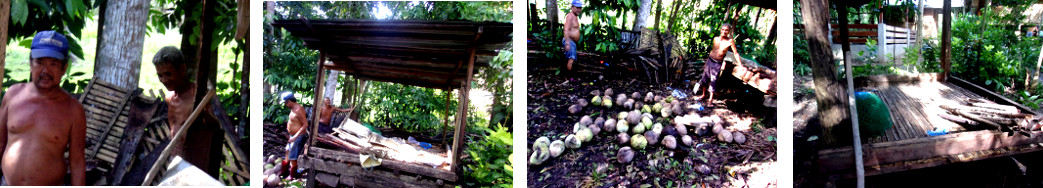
(617, 132), (630, 145)
(603, 118), (617, 133)
(549, 140), (566, 157)
(733, 131), (746, 144)
(579, 116), (593, 126)
(681, 135), (694, 146)
(672, 104), (684, 116)
(588, 124), (601, 135)
(577, 98), (588, 107)
(565, 135), (582, 149)
(617, 147), (635, 163)
(590, 89), (601, 96)
(718, 129), (733, 143)
(655, 95), (664, 102)
(593, 117), (605, 128)
(627, 110), (642, 124)
(712, 123), (724, 134)
(604, 88), (614, 97)
(675, 123), (688, 135)
(568, 104), (582, 114)
(644, 130), (659, 145)
(645, 92), (655, 103)
(615, 94), (628, 108)
(631, 92), (642, 100)
(624, 98), (636, 109)
(662, 135), (678, 149)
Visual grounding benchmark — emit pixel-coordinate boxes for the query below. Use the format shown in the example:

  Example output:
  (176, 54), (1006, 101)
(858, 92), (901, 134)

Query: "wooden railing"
(795, 23), (917, 44)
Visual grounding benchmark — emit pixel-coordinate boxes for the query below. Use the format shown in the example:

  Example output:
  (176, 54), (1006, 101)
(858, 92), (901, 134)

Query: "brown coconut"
(568, 104), (582, 114)
(718, 129), (733, 143)
(577, 98), (588, 107)
(733, 131), (746, 144)
(603, 118), (617, 133)
(579, 116), (593, 126)
(617, 132), (630, 145)
(681, 135), (694, 146)
(662, 135), (678, 149)
(617, 147), (635, 163)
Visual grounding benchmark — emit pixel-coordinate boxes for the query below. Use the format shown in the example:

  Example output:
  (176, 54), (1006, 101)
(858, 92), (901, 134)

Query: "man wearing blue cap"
(0, 30), (86, 185)
(279, 92), (308, 179)
(563, 0), (583, 71)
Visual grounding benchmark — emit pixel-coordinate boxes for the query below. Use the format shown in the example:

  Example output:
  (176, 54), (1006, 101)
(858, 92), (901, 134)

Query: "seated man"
(0, 30), (86, 185)
(152, 46), (222, 178)
(318, 97), (354, 134)
(280, 92), (308, 179)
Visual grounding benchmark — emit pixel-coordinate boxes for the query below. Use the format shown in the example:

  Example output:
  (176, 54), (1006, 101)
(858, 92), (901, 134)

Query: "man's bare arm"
(333, 106), (355, 113)
(68, 105), (86, 186)
(0, 85), (12, 176)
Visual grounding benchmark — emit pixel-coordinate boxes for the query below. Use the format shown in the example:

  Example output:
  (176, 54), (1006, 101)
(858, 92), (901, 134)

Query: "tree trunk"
(0, 0), (9, 89)
(196, 0), (217, 105)
(762, 19), (777, 49)
(653, 0), (663, 31)
(633, 0), (652, 30)
(325, 70), (339, 100)
(667, 0), (684, 32)
(547, 0), (558, 40)
(802, 0), (850, 146)
(95, 0), (150, 90)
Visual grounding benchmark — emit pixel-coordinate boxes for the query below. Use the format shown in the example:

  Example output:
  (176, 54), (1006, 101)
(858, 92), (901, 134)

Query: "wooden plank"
(111, 97), (160, 184)
(89, 89), (139, 161)
(310, 147), (457, 182)
(818, 130), (1043, 174)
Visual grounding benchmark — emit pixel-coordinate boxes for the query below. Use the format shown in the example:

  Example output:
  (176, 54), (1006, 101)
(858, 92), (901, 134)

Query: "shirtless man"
(0, 30), (86, 185)
(152, 46), (222, 177)
(153, 46), (196, 134)
(280, 92), (308, 179)
(562, 0), (583, 71)
(695, 23), (739, 106)
(317, 97), (354, 134)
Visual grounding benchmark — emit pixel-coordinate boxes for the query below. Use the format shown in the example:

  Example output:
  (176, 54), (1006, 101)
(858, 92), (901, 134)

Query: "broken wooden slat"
(308, 147), (457, 182)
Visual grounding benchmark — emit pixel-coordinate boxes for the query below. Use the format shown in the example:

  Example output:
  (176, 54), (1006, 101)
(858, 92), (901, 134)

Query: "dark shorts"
(287, 132), (310, 160)
(699, 57), (724, 93)
(563, 38), (577, 60)
(318, 122), (333, 134)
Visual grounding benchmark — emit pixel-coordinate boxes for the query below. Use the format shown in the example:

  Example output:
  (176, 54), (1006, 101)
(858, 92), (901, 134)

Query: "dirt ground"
(526, 60), (778, 188)
(792, 73), (1043, 187)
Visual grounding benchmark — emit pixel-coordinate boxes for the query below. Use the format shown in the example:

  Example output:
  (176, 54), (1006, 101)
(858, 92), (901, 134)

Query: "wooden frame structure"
(816, 0), (1043, 179)
(272, 19), (511, 187)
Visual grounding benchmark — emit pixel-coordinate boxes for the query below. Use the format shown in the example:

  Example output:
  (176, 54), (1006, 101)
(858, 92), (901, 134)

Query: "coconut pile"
(529, 89), (748, 166)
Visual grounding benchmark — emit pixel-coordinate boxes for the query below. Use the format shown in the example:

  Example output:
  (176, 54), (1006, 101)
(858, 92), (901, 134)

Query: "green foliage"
(463, 124), (513, 187)
(9, 0), (95, 60)
(1017, 91), (1043, 110)
(902, 38), (942, 73)
(950, 3), (1039, 92)
(358, 82), (455, 136)
(149, 0), (241, 47)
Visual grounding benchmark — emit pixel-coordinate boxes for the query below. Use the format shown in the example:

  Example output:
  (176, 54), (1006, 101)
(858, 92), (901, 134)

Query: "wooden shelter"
(814, 0), (1043, 181)
(272, 19), (512, 187)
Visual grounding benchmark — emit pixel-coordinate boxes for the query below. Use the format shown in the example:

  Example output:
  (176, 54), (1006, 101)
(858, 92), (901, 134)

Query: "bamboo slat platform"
(817, 73), (1043, 178)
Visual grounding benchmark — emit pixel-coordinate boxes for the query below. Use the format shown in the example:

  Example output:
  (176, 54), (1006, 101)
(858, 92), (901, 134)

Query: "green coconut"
(529, 146), (550, 165)
(592, 95), (602, 106)
(660, 106), (672, 117)
(653, 103), (663, 112)
(603, 98), (613, 108)
(632, 121), (646, 134)
(618, 111), (629, 120)
(641, 116), (654, 129)
(630, 134), (648, 149)
(616, 120), (630, 133)
(534, 137), (550, 149)
(642, 105), (651, 113)
(565, 135), (582, 149)
(576, 127), (593, 142)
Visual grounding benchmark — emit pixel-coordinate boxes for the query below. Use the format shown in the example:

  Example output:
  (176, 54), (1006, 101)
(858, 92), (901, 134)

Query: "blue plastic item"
(418, 142), (433, 149)
(926, 128), (949, 137)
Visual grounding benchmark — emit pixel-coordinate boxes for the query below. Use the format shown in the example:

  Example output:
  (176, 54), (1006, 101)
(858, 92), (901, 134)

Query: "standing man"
(563, 0), (583, 71)
(152, 46), (223, 178)
(695, 23), (738, 107)
(0, 30), (87, 185)
(318, 97), (354, 134)
(280, 92), (308, 179)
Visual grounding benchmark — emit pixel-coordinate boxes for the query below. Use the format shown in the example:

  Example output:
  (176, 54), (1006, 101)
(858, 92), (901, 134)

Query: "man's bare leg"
(567, 59), (574, 71)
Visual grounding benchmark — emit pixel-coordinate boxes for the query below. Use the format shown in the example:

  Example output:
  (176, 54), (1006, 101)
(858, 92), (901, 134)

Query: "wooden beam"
(451, 26), (481, 173)
(818, 130), (1043, 176)
(305, 51), (326, 188)
(941, 0), (952, 81)
(306, 147), (457, 182)
(141, 88), (216, 185)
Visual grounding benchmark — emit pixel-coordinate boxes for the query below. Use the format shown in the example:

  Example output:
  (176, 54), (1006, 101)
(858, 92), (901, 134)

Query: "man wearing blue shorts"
(280, 92), (309, 179)
(563, 0), (583, 71)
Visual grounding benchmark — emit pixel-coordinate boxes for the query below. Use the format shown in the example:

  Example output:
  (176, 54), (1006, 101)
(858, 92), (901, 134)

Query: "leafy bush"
(462, 124), (514, 187)
(950, 4), (1038, 91)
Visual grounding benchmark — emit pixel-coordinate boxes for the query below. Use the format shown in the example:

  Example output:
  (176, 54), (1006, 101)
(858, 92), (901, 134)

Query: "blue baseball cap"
(280, 92), (297, 103)
(30, 30), (69, 61)
(572, 0), (583, 7)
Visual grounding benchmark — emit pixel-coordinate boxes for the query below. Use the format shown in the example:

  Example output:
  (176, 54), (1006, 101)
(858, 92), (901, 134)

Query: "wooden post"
(451, 27), (482, 173)
(196, 0), (217, 106)
(441, 88), (451, 144)
(0, 0), (9, 89)
(305, 51), (325, 188)
(942, 0), (952, 81)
